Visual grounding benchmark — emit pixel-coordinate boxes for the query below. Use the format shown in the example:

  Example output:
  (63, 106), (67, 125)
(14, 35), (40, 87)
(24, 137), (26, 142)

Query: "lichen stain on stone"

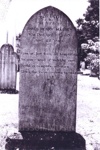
(42, 77), (55, 99)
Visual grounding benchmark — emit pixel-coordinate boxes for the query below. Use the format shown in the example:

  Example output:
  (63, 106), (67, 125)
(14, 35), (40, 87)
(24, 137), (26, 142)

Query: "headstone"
(80, 61), (85, 73)
(0, 52), (2, 88)
(6, 6), (86, 150)
(0, 44), (18, 91)
(19, 6), (77, 132)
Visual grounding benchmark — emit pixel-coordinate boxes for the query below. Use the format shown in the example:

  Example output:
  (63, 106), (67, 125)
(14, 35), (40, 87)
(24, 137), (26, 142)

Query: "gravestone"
(19, 6), (77, 132)
(0, 44), (18, 92)
(0, 52), (2, 88)
(5, 6), (86, 150)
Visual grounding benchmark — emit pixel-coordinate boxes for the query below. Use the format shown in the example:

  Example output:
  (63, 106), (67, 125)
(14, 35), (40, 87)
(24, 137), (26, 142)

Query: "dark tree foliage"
(76, 0), (99, 41)
(76, 0), (99, 68)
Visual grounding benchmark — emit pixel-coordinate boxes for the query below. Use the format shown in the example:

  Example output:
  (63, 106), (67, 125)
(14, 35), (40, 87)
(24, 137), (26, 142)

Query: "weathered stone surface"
(0, 44), (18, 91)
(19, 6), (77, 132)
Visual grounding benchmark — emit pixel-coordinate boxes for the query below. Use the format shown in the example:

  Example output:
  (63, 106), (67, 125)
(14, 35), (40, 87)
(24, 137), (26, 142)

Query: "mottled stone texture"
(0, 44), (18, 90)
(19, 6), (77, 132)
(5, 132), (86, 150)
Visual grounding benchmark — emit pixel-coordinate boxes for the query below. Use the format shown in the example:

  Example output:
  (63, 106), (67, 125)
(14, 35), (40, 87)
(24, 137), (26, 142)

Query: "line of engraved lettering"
(36, 52), (42, 55)
(28, 32), (35, 36)
(46, 14), (59, 20)
(63, 28), (72, 32)
(27, 27), (71, 33)
(36, 33), (44, 37)
(28, 27), (38, 31)
(52, 59), (65, 62)
(21, 64), (69, 68)
(38, 59), (46, 61)
(55, 66), (66, 68)
(63, 33), (70, 37)
(27, 30), (35, 36)
(20, 52), (32, 55)
(39, 22), (43, 26)
(59, 53), (77, 56)
(27, 27), (72, 36)
(30, 53), (34, 55)
(45, 39), (52, 42)
(59, 53), (68, 56)
(21, 70), (77, 74)
(68, 60), (75, 62)
(36, 39), (42, 42)
(45, 27), (52, 31)
(21, 58), (75, 63)
(27, 27), (38, 36)
(23, 52), (28, 55)
(43, 52), (52, 55)
(20, 64), (31, 67)
(21, 58), (76, 62)
(39, 65), (52, 67)
(54, 15), (59, 20)
(53, 52), (59, 55)
(21, 71), (64, 74)
(39, 28), (45, 31)
(21, 70), (37, 73)
(45, 34), (53, 37)
(21, 65), (67, 68)
(27, 27), (72, 35)
(21, 58), (26, 61)
(45, 32), (55, 36)
(49, 65), (66, 67)
(26, 59), (33, 61)
(63, 72), (77, 74)
(21, 65), (52, 68)
(56, 26), (63, 31)
(21, 59), (33, 62)
(28, 52), (74, 56)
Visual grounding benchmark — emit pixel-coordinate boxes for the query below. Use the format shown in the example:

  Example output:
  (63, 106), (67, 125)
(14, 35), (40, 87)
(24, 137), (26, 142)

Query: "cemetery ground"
(0, 73), (100, 150)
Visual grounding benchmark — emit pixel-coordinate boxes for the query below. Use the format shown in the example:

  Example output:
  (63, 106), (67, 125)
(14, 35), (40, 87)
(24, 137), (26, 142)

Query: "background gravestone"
(19, 6), (77, 132)
(0, 44), (18, 91)
(0, 52), (2, 88)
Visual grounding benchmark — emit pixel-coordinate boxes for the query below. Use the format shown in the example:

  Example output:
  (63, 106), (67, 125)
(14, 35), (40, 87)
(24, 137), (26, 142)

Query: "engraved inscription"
(20, 51), (77, 74)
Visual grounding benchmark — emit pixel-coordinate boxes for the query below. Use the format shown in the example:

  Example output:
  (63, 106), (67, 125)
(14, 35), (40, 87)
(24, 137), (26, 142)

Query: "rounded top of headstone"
(21, 6), (77, 51)
(0, 44), (14, 54)
(22, 6), (76, 34)
(13, 52), (19, 59)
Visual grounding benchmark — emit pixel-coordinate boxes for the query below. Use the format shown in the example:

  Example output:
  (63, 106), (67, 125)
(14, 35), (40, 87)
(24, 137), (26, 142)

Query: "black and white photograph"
(0, 0), (99, 149)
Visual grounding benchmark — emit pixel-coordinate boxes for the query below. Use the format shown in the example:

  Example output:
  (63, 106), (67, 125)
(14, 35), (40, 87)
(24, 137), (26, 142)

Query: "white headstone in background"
(0, 44), (18, 91)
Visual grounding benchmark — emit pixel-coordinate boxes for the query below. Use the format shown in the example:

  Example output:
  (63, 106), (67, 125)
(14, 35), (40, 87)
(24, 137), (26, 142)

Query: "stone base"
(5, 131), (86, 150)
(0, 89), (18, 94)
